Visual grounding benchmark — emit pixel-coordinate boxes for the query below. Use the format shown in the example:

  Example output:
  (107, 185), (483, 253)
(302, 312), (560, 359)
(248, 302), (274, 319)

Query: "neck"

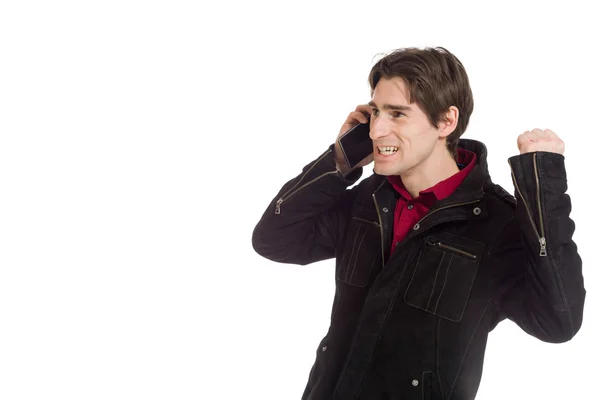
(401, 145), (459, 199)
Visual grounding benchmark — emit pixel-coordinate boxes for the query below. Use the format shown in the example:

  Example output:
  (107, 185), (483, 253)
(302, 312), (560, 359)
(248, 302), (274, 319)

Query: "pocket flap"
(404, 233), (486, 322)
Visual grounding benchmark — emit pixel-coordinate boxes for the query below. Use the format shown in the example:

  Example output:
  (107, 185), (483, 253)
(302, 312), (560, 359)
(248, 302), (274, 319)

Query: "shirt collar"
(386, 149), (477, 202)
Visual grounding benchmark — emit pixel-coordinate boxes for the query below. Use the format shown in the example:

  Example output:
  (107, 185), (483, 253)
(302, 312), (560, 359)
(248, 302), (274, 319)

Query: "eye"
(392, 111), (405, 118)
(371, 108), (380, 116)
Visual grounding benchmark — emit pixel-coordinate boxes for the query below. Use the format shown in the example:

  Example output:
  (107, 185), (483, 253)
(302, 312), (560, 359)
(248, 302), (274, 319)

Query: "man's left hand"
(517, 128), (565, 155)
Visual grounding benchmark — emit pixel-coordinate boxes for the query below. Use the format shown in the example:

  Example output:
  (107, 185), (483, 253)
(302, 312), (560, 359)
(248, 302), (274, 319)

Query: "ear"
(437, 106), (459, 138)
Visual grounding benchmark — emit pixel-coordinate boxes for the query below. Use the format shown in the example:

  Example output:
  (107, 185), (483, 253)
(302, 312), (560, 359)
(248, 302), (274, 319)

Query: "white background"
(1, 0), (598, 399)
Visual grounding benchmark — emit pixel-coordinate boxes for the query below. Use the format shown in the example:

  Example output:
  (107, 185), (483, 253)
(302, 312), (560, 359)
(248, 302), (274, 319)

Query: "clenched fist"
(517, 129), (565, 155)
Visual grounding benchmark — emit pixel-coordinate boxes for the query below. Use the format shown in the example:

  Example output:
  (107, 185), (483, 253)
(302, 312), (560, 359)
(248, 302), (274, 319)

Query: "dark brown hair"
(368, 47), (474, 156)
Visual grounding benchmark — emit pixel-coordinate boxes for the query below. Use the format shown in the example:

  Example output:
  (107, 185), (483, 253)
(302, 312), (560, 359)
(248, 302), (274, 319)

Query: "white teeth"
(378, 146), (399, 155)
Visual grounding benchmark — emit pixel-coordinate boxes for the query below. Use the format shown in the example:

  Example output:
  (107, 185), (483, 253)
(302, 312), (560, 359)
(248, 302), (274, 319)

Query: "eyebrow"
(368, 101), (412, 113)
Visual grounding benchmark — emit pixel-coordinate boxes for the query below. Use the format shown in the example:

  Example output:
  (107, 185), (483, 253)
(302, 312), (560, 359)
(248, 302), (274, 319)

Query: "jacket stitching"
(426, 252), (446, 311)
(436, 319), (446, 396)
(433, 254), (453, 314)
(536, 158), (575, 336)
(447, 299), (491, 397)
(348, 227), (367, 284)
(422, 370), (433, 400)
(280, 149), (332, 200)
(345, 227), (361, 282)
(353, 248), (415, 397)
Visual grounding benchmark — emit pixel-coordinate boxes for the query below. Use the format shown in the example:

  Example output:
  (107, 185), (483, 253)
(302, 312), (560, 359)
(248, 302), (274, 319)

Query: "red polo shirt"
(387, 149), (477, 255)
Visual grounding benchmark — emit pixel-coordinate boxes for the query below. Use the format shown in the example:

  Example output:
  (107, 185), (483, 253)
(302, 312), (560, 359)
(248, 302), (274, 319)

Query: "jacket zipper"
(275, 150), (337, 214)
(415, 199), (482, 227)
(426, 239), (477, 259)
(509, 154), (547, 256)
(372, 198), (481, 266)
(533, 154), (547, 256)
(353, 217), (380, 227)
(372, 193), (386, 268)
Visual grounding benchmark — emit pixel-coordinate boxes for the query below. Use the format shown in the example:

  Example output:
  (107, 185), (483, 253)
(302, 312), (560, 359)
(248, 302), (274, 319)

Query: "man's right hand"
(333, 104), (374, 176)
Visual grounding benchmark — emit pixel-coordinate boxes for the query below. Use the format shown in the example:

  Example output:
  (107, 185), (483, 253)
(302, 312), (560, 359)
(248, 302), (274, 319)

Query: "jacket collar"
(372, 138), (492, 207)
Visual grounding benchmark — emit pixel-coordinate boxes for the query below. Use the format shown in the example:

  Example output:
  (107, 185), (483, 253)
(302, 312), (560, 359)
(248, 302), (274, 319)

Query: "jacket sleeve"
(251, 145), (363, 265)
(491, 151), (585, 343)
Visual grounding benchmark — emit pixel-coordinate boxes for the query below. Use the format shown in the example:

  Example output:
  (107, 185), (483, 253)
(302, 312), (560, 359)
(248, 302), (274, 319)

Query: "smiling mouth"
(378, 146), (399, 155)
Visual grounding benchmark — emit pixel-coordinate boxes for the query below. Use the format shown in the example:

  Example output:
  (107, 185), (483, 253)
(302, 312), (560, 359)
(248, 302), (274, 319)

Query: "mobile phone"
(337, 116), (373, 169)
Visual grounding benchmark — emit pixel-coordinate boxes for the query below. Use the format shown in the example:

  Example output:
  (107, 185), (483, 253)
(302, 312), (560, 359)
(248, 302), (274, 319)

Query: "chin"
(375, 161), (407, 177)
(374, 163), (394, 176)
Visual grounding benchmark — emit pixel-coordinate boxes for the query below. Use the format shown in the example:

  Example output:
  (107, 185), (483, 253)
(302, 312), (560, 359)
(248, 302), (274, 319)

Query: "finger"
(525, 129), (541, 141)
(517, 134), (529, 150)
(348, 110), (369, 124)
(542, 129), (557, 140)
(534, 129), (551, 138)
(355, 104), (372, 118)
(524, 131), (538, 143)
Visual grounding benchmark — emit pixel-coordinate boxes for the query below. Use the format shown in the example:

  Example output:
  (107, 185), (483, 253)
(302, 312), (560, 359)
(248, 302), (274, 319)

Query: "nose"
(369, 115), (392, 140)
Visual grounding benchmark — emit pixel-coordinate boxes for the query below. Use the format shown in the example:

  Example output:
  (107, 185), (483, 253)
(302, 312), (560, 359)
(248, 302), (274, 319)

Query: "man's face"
(369, 77), (447, 177)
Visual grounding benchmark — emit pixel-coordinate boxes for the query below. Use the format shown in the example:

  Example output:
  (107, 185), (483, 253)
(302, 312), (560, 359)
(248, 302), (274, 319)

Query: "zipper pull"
(275, 198), (283, 214)
(539, 237), (547, 257)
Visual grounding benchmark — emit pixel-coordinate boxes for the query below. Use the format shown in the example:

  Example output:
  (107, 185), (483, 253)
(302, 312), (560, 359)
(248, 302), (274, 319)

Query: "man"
(251, 47), (585, 400)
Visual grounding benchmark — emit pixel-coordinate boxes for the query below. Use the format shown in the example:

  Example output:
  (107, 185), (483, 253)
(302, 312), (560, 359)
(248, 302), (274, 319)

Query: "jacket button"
(412, 379), (419, 386)
(321, 346), (327, 352)
(413, 223), (420, 230)
(382, 207), (389, 212)
(407, 204), (414, 210)
(473, 207), (481, 215)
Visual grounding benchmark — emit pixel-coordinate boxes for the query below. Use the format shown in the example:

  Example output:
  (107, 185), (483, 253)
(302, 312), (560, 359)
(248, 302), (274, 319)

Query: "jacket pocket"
(404, 234), (486, 322)
(336, 217), (382, 288)
(420, 371), (442, 400)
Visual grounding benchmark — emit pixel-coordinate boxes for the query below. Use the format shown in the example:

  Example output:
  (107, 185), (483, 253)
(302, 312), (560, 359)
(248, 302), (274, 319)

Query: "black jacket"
(252, 139), (585, 400)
